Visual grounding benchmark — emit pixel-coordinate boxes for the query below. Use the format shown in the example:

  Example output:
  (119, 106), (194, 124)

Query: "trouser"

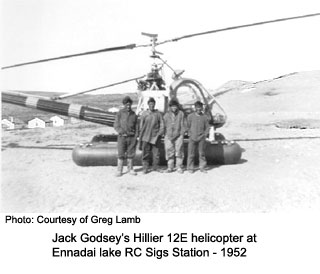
(141, 139), (161, 167)
(187, 138), (207, 170)
(164, 135), (184, 168)
(117, 136), (137, 159)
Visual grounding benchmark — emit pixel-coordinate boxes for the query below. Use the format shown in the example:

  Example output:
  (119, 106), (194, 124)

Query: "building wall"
(28, 118), (46, 128)
(50, 116), (64, 127)
(1, 119), (15, 130)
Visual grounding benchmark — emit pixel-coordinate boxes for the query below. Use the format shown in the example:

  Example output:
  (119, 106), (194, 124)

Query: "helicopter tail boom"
(2, 92), (116, 126)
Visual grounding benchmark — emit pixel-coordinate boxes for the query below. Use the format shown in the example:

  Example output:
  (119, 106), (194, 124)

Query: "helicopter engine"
(136, 65), (169, 115)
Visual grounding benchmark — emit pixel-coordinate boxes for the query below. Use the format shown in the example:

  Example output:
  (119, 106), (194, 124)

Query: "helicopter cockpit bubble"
(170, 78), (227, 128)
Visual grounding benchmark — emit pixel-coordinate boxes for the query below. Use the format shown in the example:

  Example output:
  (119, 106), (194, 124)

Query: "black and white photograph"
(1, 1), (320, 273)
(2, 0), (320, 213)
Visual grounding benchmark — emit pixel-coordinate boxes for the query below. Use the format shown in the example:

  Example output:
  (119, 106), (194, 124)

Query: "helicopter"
(2, 13), (319, 167)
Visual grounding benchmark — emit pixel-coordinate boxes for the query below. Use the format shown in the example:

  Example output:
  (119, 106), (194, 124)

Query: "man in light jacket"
(139, 97), (164, 174)
(187, 101), (210, 173)
(163, 99), (186, 173)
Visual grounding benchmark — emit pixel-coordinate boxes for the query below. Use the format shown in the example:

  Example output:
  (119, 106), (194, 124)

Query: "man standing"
(187, 101), (210, 173)
(163, 99), (186, 173)
(139, 97), (164, 174)
(114, 96), (138, 177)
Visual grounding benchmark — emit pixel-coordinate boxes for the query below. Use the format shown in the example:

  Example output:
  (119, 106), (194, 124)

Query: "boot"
(152, 165), (162, 173)
(176, 157), (184, 174)
(127, 159), (137, 175)
(164, 159), (174, 173)
(142, 161), (149, 174)
(115, 159), (124, 177)
(200, 168), (208, 173)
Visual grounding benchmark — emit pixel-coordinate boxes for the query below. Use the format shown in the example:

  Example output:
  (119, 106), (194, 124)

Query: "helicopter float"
(2, 13), (319, 167)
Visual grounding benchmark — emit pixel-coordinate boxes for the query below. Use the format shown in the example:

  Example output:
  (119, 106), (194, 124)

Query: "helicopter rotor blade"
(53, 75), (146, 100)
(1, 43), (140, 70)
(2, 13), (319, 70)
(158, 12), (320, 45)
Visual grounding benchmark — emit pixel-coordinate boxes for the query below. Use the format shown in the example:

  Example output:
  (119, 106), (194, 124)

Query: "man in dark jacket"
(163, 99), (186, 173)
(114, 96), (138, 177)
(139, 97), (164, 174)
(187, 101), (210, 173)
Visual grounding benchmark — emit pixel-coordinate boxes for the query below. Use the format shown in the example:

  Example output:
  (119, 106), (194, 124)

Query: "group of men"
(113, 95), (210, 176)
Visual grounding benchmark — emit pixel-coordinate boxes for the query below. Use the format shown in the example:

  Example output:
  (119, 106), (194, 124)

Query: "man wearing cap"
(163, 99), (186, 173)
(139, 97), (164, 174)
(114, 96), (139, 177)
(187, 101), (210, 173)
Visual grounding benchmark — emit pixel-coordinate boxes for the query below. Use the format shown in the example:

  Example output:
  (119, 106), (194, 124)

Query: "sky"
(1, 0), (320, 94)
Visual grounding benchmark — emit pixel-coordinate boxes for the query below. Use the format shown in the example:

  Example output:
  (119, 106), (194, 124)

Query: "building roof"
(2, 118), (14, 124)
(28, 117), (46, 123)
(2, 116), (25, 125)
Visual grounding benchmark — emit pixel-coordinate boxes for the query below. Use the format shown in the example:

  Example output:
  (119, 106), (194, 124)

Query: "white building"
(108, 107), (120, 113)
(50, 115), (64, 127)
(1, 118), (15, 130)
(28, 117), (46, 129)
